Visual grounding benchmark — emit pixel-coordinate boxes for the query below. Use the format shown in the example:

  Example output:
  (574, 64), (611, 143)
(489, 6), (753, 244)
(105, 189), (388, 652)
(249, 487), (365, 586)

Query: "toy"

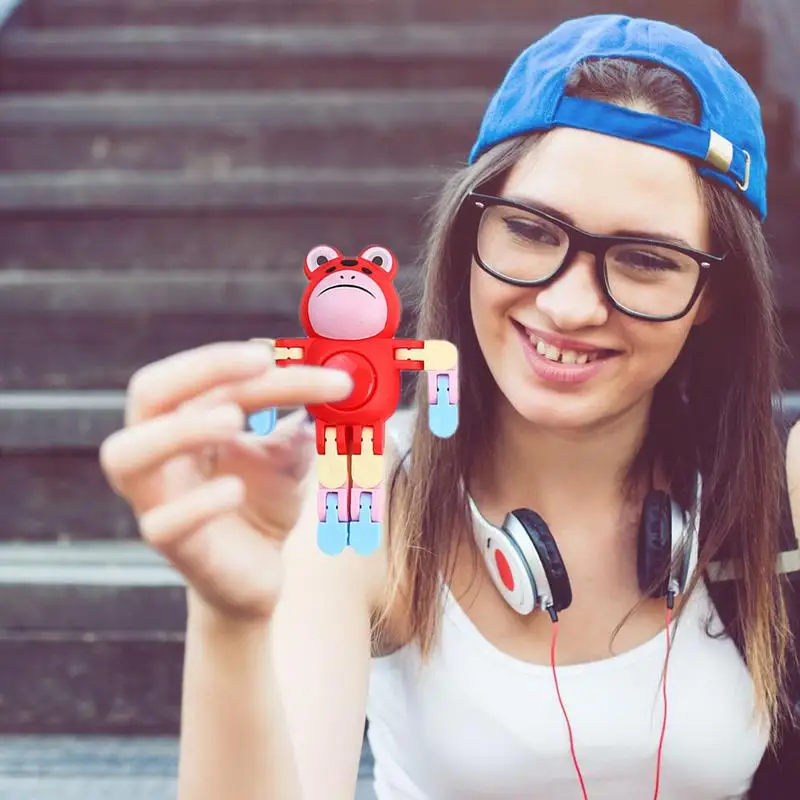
(247, 244), (459, 556)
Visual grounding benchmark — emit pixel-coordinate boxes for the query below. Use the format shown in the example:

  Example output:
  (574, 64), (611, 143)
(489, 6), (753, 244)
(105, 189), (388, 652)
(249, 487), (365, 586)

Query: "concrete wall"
(743, 0), (800, 161)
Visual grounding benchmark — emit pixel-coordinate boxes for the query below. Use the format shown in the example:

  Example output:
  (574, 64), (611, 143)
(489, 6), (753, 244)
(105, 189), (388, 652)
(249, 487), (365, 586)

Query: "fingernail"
(241, 341), (273, 366)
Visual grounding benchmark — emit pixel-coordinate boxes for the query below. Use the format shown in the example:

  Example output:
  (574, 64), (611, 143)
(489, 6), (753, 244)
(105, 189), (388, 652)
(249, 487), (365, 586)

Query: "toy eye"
(359, 245), (394, 272)
(306, 244), (341, 272)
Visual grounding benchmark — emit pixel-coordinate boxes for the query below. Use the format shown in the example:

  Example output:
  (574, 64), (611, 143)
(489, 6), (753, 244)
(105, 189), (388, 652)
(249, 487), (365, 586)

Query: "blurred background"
(0, 1), (797, 797)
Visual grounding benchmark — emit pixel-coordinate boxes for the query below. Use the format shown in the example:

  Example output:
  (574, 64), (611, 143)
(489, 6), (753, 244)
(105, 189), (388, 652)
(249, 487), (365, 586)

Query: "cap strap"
(552, 96), (750, 190)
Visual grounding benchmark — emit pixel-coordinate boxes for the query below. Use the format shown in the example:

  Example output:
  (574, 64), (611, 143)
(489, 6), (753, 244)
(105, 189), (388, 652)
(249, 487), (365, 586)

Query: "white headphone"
(468, 477), (702, 617)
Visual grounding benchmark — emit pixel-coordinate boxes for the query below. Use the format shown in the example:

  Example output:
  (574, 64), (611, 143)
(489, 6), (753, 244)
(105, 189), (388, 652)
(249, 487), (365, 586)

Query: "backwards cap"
(468, 14), (767, 219)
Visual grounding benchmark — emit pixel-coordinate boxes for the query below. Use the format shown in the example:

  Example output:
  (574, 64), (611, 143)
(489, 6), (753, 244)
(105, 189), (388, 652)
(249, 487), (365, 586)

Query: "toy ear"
(305, 244), (341, 277)
(359, 245), (396, 276)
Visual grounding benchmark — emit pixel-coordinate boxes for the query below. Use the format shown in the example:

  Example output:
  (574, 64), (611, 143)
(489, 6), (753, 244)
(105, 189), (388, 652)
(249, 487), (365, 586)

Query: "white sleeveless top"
(364, 413), (769, 799)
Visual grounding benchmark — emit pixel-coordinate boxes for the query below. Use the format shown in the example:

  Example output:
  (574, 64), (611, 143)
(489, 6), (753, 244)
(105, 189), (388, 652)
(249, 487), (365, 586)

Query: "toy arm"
(395, 339), (459, 438)
(245, 337), (307, 436)
(250, 337), (307, 366)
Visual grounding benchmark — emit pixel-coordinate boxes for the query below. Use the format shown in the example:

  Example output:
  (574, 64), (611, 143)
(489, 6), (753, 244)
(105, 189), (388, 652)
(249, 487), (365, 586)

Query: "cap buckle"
(736, 150), (751, 193)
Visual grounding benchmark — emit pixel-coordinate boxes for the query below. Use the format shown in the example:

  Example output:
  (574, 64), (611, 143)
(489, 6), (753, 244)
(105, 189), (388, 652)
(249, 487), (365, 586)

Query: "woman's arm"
(177, 452), (393, 800)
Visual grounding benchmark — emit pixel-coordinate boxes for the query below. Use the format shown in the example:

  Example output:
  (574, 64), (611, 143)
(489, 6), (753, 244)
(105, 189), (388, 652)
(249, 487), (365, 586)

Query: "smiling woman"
(367, 18), (799, 800)
(98, 13), (800, 800)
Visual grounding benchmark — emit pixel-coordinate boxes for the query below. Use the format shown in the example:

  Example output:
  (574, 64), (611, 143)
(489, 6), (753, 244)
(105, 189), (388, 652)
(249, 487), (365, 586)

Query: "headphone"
(469, 481), (701, 618)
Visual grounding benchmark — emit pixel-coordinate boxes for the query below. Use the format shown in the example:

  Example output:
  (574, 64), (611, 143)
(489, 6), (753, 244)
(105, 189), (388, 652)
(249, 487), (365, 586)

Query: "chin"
(501, 383), (612, 431)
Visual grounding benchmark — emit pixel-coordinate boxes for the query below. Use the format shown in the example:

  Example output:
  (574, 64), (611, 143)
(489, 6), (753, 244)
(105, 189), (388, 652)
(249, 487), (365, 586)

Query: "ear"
(692, 289), (714, 326)
(305, 244), (342, 278)
(359, 245), (397, 278)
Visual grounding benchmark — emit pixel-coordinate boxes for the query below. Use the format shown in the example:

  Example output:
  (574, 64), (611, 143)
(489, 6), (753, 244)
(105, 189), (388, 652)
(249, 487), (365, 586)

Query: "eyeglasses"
(462, 192), (726, 322)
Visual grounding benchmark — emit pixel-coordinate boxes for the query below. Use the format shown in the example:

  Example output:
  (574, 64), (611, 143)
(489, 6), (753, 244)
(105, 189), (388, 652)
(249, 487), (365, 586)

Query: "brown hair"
(378, 57), (795, 742)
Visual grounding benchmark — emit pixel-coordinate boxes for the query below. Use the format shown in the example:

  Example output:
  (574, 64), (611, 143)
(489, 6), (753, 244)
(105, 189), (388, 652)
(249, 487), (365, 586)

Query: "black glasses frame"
(463, 191), (727, 322)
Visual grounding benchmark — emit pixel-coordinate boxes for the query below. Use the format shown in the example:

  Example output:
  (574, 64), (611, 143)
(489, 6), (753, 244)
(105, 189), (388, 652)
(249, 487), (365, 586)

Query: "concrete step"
(16, 0), (740, 27)
(0, 89), (792, 173)
(0, 541), (183, 733)
(2, 378), (800, 546)
(0, 735), (376, 798)
(0, 268), (420, 391)
(0, 166), (432, 273)
(4, 259), (800, 391)
(0, 22), (765, 93)
(0, 164), (798, 278)
(0, 393), (423, 542)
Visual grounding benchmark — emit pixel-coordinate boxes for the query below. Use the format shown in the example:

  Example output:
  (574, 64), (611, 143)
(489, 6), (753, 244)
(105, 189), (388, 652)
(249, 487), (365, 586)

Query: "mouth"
(512, 321), (620, 366)
(318, 284), (375, 298)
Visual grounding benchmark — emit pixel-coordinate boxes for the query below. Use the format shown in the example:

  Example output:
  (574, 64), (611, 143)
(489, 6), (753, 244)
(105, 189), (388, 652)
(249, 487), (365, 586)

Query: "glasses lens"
(476, 203), (569, 282)
(605, 243), (700, 318)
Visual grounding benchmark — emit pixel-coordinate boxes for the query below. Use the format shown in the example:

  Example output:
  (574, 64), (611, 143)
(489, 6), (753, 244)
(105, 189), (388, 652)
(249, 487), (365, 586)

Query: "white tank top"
(365, 414), (769, 799)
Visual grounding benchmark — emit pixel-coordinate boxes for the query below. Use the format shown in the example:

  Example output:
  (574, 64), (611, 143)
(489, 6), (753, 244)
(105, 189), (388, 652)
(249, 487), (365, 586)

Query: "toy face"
(302, 244), (401, 340)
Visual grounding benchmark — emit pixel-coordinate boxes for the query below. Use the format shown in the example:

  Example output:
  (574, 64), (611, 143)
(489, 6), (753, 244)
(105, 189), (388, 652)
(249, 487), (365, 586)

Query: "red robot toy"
(248, 244), (459, 555)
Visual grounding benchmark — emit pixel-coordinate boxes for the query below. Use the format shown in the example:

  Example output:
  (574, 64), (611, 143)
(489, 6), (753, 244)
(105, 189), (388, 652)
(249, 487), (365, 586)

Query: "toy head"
(300, 244), (402, 340)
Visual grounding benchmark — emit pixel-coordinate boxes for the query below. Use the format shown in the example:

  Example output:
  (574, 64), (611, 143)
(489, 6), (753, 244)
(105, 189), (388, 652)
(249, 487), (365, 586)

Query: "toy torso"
(304, 337), (402, 425)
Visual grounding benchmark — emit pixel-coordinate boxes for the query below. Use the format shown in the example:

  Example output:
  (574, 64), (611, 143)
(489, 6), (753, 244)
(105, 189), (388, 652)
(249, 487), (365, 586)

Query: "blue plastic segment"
(349, 493), (381, 555)
(248, 407), (277, 436)
(428, 374), (459, 438)
(317, 494), (349, 556)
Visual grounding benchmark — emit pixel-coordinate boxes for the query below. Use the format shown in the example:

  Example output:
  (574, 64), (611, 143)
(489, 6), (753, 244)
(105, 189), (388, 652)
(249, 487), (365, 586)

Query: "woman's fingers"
(126, 341), (274, 425)
(183, 365), (353, 416)
(126, 340), (353, 424)
(138, 475), (246, 554)
(100, 403), (246, 497)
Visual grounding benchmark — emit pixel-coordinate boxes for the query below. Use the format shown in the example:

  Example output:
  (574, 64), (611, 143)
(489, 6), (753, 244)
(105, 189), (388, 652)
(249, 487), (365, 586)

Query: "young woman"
(99, 14), (800, 800)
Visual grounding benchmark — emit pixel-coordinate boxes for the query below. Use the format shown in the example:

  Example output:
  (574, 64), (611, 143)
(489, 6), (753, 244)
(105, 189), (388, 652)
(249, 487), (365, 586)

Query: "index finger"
(125, 341), (274, 425)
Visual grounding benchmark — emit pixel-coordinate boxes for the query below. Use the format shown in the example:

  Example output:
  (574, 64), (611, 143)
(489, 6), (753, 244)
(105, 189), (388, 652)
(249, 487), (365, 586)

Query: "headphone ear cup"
(509, 508), (572, 613)
(482, 520), (539, 615)
(638, 489), (672, 598)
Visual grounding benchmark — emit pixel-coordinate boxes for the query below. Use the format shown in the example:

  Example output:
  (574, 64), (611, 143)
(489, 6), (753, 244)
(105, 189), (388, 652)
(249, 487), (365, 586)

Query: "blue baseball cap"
(468, 14), (767, 219)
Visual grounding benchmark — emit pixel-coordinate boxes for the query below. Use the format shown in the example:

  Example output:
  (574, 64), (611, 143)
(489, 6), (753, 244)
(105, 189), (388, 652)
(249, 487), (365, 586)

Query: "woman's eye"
(619, 249), (680, 271)
(504, 217), (561, 246)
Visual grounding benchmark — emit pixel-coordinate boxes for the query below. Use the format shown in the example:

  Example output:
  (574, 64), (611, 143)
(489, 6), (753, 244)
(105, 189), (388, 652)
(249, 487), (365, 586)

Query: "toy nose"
(339, 259), (358, 266)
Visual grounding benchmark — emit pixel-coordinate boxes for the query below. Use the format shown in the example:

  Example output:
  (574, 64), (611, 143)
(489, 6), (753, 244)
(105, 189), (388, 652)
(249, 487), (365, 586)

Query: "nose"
(340, 259), (358, 267)
(534, 253), (608, 330)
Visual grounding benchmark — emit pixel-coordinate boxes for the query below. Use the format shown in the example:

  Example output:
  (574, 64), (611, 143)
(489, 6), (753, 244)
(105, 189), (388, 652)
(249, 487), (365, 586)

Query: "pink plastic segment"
(317, 487), (350, 522)
(427, 369), (459, 404)
(350, 483), (385, 522)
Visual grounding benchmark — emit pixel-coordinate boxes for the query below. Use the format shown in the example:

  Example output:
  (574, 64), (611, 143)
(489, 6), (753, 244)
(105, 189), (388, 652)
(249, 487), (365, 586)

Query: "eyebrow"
(503, 194), (697, 250)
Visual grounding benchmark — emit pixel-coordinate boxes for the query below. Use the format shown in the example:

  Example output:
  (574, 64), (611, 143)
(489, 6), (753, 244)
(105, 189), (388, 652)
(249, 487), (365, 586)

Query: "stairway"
(0, 0), (797, 796)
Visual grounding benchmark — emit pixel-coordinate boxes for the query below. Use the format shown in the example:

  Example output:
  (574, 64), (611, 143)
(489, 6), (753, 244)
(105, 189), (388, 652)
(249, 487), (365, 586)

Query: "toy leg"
(317, 486), (350, 556)
(316, 424), (349, 488)
(349, 482), (384, 556)
(428, 370), (459, 438)
(315, 423), (350, 555)
(350, 425), (383, 488)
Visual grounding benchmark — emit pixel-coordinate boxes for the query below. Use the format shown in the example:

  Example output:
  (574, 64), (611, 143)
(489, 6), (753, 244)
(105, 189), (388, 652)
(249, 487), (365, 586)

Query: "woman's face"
(469, 127), (713, 433)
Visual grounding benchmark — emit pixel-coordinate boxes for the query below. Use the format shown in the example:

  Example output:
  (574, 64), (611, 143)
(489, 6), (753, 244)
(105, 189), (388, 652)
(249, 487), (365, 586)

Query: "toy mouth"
(318, 284), (376, 298)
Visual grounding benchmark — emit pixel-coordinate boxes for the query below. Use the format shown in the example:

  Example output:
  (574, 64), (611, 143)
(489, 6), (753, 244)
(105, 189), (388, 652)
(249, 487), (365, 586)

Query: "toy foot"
(247, 407), (277, 436)
(349, 493), (381, 555)
(428, 374), (459, 438)
(317, 493), (349, 556)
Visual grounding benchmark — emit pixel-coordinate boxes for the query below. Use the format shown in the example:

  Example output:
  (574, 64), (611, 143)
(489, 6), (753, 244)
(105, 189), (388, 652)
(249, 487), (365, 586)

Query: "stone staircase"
(0, 0), (798, 795)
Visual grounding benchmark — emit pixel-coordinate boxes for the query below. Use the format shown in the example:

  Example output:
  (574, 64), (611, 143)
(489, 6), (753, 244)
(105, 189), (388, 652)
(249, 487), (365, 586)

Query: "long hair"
(377, 57), (794, 742)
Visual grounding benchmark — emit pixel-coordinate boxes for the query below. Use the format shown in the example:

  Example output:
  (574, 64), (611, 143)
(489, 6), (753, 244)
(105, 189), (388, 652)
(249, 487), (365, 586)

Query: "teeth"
(528, 333), (598, 364)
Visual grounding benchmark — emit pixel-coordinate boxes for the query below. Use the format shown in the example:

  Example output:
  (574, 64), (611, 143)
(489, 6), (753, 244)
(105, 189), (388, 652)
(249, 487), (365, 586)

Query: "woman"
(99, 14), (800, 800)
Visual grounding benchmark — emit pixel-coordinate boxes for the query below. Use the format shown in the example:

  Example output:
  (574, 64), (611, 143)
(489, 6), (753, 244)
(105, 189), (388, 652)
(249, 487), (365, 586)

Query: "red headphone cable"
(548, 607), (590, 800)
(547, 597), (674, 800)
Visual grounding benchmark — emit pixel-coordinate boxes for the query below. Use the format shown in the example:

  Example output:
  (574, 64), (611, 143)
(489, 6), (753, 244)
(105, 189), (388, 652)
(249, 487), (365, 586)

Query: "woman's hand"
(99, 341), (353, 624)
